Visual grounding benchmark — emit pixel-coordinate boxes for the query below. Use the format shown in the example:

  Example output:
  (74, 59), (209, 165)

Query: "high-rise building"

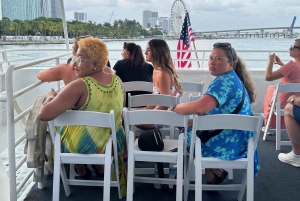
(142, 10), (152, 28)
(152, 12), (158, 18)
(41, 0), (51, 18)
(1, 0), (51, 20)
(50, 0), (62, 18)
(74, 12), (87, 22)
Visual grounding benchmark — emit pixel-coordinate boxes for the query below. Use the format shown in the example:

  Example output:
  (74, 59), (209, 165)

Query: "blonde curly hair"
(77, 37), (108, 69)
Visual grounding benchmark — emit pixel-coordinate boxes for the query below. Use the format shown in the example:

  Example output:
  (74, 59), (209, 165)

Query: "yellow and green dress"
(57, 74), (126, 196)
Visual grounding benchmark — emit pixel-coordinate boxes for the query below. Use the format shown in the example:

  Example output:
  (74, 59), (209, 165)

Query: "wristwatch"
(291, 98), (295, 105)
(169, 105), (177, 111)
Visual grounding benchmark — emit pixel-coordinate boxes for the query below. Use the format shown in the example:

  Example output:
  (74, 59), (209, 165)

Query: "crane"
(109, 11), (115, 23)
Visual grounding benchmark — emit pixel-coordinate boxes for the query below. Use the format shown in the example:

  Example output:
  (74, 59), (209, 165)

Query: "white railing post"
(5, 64), (17, 201)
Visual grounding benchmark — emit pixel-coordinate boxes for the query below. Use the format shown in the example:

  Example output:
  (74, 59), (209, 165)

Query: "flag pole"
(192, 41), (201, 68)
(186, 10), (200, 68)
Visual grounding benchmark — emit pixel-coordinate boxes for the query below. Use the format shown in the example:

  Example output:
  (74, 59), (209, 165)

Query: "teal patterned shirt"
(202, 70), (259, 177)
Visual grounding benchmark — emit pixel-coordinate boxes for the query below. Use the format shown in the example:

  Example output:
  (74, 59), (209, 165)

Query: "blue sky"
(63, 0), (300, 32)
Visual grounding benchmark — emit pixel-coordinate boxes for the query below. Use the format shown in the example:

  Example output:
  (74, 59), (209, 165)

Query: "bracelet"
(170, 104), (177, 112)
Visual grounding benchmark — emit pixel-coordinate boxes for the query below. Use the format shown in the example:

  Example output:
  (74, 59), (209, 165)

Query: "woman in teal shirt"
(172, 42), (258, 184)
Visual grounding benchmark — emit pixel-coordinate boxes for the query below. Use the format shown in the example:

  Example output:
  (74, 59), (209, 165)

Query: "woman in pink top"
(263, 38), (300, 129)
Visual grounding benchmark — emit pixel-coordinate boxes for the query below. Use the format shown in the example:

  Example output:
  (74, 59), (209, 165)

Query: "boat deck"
(24, 132), (300, 201)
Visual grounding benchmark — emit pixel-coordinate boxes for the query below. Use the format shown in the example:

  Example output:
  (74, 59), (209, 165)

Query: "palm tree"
(30, 20), (40, 40)
(2, 17), (11, 36)
(10, 20), (21, 39)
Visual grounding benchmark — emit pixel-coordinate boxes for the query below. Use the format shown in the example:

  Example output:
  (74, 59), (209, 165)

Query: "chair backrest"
(181, 81), (204, 96)
(189, 113), (263, 159)
(123, 108), (188, 136)
(48, 110), (118, 160)
(272, 83), (300, 111)
(128, 93), (178, 110)
(277, 83), (300, 93)
(122, 81), (153, 93)
(188, 94), (202, 102)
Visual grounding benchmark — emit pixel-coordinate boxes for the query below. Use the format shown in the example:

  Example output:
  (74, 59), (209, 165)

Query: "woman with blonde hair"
(137, 39), (183, 129)
(38, 37), (126, 196)
(37, 35), (113, 85)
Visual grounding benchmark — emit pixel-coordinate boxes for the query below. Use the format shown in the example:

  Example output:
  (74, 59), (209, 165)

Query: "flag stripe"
(175, 12), (194, 69)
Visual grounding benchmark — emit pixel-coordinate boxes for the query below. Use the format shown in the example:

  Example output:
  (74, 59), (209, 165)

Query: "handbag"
(197, 89), (245, 143)
(138, 127), (164, 151)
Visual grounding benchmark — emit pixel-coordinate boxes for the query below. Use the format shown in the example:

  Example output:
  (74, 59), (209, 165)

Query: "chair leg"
(184, 162), (192, 201)
(61, 163), (71, 196)
(103, 140), (112, 201)
(195, 140), (202, 201)
(224, 168), (233, 180)
(237, 170), (247, 201)
(176, 135), (184, 201)
(126, 133), (135, 201)
(52, 135), (62, 201)
(276, 114), (281, 150)
(69, 164), (76, 179)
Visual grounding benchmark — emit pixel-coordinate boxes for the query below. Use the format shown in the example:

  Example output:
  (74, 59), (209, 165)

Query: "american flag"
(174, 12), (195, 69)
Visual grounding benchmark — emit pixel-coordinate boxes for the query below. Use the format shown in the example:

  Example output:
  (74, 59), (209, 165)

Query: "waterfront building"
(143, 10), (152, 28)
(0, 0), (51, 20)
(50, 0), (62, 18)
(41, 0), (51, 18)
(74, 12), (87, 22)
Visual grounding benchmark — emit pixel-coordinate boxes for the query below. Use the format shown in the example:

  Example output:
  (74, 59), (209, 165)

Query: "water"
(0, 37), (296, 70)
(0, 37), (297, 197)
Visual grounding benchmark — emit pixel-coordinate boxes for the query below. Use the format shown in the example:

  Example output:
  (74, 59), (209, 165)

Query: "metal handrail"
(4, 52), (69, 201)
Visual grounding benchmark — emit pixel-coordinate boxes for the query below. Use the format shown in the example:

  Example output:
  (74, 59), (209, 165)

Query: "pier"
(195, 26), (300, 39)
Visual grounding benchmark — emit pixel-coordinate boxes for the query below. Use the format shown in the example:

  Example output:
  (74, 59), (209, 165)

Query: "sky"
(63, 0), (300, 32)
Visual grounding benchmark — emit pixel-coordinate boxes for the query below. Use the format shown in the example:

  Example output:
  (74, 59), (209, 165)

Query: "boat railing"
(0, 48), (291, 73)
(1, 51), (70, 201)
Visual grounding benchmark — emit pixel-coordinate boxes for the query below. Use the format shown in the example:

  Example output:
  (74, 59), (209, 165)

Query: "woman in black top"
(113, 42), (153, 107)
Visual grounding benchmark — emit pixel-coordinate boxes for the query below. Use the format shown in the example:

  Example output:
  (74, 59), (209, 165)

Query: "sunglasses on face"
(72, 56), (94, 65)
(213, 42), (235, 61)
(290, 45), (300, 50)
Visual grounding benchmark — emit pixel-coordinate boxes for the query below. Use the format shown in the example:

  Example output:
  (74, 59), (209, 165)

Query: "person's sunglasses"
(290, 45), (300, 50)
(71, 56), (93, 65)
(213, 42), (235, 61)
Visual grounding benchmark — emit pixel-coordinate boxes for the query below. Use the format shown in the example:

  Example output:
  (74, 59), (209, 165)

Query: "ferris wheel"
(170, 0), (187, 36)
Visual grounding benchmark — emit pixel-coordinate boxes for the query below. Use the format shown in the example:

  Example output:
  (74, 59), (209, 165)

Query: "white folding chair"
(123, 108), (189, 201)
(48, 110), (122, 201)
(184, 113), (263, 201)
(181, 81), (204, 103)
(127, 93), (178, 139)
(263, 83), (300, 150)
(189, 94), (202, 102)
(122, 81), (153, 93)
(181, 81), (204, 96)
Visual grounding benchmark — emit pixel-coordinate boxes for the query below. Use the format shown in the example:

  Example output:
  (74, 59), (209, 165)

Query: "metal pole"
(5, 64), (17, 201)
(60, 0), (70, 51)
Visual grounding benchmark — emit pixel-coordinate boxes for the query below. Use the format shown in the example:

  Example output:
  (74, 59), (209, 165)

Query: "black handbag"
(197, 89), (245, 143)
(138, 127), (164, 151)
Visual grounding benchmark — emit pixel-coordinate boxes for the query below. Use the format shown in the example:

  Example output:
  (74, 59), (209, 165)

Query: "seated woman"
(113, 42), (153, 107)
(37, 35), (113, 85)
(38, 37), (126, 196)
(136, 39), (183, 129)
(262, 38), (300, 130)
(171, 42), (258, 184)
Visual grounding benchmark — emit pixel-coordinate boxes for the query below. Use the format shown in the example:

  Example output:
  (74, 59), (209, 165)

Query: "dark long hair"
(123, 42), (145, 68)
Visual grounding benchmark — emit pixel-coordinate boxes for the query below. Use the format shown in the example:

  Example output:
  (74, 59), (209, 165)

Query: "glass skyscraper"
(51, 0), (62, 18)
(0, 0), (53, 20)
